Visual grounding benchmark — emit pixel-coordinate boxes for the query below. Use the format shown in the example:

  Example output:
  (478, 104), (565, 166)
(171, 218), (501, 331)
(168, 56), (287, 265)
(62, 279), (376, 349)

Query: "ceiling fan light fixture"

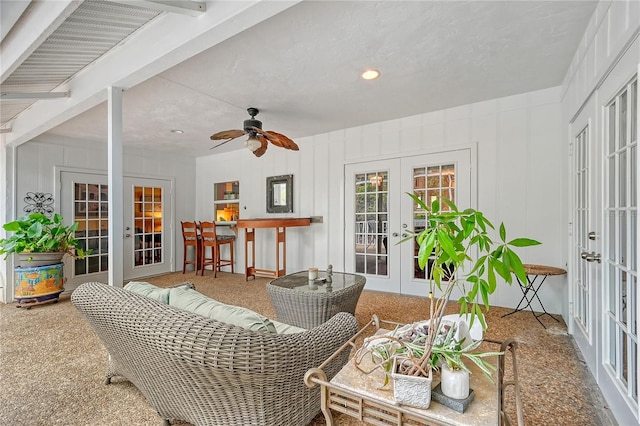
(245, 133), (262, 152)
(361, 69), (380, 80)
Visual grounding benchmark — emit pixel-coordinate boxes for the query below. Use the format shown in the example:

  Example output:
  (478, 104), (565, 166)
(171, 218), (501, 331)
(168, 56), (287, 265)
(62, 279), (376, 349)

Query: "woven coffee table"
(266, 270), (366, 329)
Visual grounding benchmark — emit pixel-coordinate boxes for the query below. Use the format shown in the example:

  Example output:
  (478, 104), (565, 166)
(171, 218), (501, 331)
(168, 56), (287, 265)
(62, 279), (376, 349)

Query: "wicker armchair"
(72, 282), (358, 426)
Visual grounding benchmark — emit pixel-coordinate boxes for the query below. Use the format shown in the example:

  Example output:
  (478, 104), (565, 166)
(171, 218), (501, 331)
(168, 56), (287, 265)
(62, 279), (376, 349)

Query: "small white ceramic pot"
(440, 363), (470, 400)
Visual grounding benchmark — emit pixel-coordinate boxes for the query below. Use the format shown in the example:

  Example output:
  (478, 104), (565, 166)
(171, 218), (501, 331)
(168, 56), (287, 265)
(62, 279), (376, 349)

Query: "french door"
(569, 95), (599, 373)
(600, 75), (638, 422)
(61, 171), (173, 289)
(345, 149), (472, 295)
(570, 60), (638, 422)
(123, 178), (173, 280)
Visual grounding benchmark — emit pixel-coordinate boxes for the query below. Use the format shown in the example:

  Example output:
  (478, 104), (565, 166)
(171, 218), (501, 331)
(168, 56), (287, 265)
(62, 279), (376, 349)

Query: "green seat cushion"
(271, 319), (307, 334)
(169, 286), (277, 334)
(124, 281), (171, 304)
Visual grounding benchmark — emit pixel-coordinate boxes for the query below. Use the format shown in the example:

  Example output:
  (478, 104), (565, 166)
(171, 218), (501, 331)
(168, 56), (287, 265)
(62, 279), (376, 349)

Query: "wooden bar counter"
(236, 218), (311, 280)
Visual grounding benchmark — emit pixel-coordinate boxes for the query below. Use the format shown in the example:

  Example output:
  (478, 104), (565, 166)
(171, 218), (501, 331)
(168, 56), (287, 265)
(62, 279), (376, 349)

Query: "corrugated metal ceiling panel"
(1, 0), (162, 125)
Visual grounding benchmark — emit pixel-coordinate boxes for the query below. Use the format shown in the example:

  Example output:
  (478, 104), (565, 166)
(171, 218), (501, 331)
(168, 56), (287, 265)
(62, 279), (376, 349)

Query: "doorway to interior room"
(345, 148), (472, 296)
(60, 171), (173, 289)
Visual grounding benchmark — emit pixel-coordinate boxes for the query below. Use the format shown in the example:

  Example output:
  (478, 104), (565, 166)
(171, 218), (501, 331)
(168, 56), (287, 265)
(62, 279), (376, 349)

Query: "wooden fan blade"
(210, 129), (246, 141)
(251, 127), (299, 151)
(210, 139), (237, 150)
(252, 137), (268, 157)
(250, 127), (280, 146)
(266, 130), (299, 151)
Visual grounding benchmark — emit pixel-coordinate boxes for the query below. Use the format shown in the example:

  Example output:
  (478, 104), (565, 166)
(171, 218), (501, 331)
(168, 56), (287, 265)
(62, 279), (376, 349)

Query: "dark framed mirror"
(266, 174), (293, 213)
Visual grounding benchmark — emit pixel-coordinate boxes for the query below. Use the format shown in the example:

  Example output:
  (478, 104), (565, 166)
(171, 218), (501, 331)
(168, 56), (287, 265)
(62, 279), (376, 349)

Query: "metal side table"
(501, 264), (566, 328)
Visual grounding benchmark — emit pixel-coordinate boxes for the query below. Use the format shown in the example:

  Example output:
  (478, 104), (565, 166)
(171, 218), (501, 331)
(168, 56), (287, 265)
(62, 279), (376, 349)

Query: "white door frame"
(345, 159), (401, 293)
(568, 94), (599, 374)
(55, 166), (175, 287)
(344, 144), (477, 296)
(578, 39), (639, 425)
(400, 149), (473, 297)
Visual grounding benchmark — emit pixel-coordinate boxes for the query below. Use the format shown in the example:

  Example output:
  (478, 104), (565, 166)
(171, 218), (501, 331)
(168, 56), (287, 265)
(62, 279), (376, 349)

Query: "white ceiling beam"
(4, 0), (301, 147)
(1, 0), (32, 42)
(1, 92), (70, 100)
(115, 1), (206, 16)
(0, 0), (82, 83)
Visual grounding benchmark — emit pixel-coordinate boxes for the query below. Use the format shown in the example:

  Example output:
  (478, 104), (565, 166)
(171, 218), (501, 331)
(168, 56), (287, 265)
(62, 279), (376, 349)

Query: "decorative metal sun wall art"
(24, 192), (55, 216)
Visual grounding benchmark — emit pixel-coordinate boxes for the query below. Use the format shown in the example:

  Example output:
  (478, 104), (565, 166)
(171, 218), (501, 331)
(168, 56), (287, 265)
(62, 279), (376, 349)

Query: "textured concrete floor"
(0, 271), (617, 425)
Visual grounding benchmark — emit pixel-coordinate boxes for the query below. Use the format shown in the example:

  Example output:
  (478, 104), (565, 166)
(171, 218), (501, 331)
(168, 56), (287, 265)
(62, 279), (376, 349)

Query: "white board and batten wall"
(3, 139), (196, 301)
(195, 86), (567, 317)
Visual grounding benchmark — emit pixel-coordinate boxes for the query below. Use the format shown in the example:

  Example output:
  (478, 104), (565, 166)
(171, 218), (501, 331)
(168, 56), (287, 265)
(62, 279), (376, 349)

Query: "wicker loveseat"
(72, 282), (359, 426)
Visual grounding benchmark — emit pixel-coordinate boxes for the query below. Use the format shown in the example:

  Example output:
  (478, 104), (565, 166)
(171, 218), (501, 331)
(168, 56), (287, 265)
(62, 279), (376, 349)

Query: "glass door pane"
(133, 186), (163, 267)
(604, 78), (638, 408)
(73, 183), (109, 276)
(413, 164), (456, 280)
(574, 126), (590, 331)
(354, 171), (388, 276)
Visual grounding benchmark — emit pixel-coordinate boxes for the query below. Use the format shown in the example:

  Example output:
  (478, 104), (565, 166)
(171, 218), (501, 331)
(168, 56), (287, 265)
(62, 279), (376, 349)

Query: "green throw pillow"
(271, 319), (307, 334)
(124, 281), (171, 304)
(169, 286), (277, 334)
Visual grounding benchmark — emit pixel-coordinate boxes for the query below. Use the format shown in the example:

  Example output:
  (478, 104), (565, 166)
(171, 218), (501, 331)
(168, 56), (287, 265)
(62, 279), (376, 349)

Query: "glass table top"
(268, 270), (365, 293)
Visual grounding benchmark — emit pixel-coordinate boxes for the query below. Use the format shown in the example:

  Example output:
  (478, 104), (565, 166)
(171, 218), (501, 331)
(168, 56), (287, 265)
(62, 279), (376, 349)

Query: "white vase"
(440, 364), (470, 400)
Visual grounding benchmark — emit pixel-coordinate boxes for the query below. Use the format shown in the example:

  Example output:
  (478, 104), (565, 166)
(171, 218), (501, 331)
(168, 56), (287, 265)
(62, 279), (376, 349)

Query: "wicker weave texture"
(266, 280), (365, 329)
(71, 282), (358, 426)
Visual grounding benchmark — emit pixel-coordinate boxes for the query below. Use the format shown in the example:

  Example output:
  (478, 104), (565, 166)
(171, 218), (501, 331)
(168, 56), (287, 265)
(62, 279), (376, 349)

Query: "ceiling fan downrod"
(244, 107), (262, 132)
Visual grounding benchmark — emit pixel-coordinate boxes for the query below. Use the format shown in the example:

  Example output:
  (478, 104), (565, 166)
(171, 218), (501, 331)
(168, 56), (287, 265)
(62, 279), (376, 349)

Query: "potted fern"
(355, 195), (540, 408)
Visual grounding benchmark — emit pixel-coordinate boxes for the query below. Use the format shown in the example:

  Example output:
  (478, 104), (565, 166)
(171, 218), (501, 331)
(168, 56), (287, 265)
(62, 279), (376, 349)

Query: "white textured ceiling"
(3, 1), (598, 157)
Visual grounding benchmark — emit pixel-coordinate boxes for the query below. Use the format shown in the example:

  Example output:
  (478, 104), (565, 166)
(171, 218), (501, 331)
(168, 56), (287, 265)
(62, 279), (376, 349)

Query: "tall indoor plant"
(356, 194), (540, 406)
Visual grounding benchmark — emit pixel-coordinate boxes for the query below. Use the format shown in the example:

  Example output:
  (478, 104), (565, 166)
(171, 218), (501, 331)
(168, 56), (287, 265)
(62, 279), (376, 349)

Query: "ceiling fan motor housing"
(244, 107), (262, 133)
(243, 118), (262, 132)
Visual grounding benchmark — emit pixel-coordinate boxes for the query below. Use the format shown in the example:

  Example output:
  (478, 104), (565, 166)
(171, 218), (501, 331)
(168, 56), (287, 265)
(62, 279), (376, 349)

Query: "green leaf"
(436, 228), (458, 263)
(507, 248), (527, 284)
(480, 281), (490, 307)
(468, 282), (478, 299)
(491, 258), (511, 282)
(441, 198), (458, 212)
(27, 222), (43, 239)
(407, 192), (428, 211)
(469, 255), (487, 274)
(499, 222), (506, 242)
(463, 218), (475, 238)
(431, 198), (440, 214)
(508, 238), (541, 247)
(3, 222), (20, 232)
(487, 264), (496, 293)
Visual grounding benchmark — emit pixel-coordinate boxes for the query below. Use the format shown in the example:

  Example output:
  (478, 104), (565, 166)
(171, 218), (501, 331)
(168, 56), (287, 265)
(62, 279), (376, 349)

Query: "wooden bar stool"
(198, 221), (235, 277)
(180, 221), (199, 274)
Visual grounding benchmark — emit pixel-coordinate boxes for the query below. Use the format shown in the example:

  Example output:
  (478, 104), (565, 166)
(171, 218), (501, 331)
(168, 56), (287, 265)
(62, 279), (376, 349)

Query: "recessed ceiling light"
(361, 69), (380, 80)
(170, 129), (184, 134)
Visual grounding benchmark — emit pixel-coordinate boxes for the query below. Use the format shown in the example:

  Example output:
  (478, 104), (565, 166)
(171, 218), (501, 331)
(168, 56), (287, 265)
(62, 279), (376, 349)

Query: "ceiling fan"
(209, 107), (299, 157)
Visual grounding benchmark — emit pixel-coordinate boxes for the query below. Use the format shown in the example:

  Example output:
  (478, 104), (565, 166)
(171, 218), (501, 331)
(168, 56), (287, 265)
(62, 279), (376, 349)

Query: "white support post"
(107, 87), (124, 287)
(0, 141), (16, 303)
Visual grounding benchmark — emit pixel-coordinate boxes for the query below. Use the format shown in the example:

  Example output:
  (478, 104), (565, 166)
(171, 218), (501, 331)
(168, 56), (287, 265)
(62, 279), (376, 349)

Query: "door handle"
(581, 251), (601, 263)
